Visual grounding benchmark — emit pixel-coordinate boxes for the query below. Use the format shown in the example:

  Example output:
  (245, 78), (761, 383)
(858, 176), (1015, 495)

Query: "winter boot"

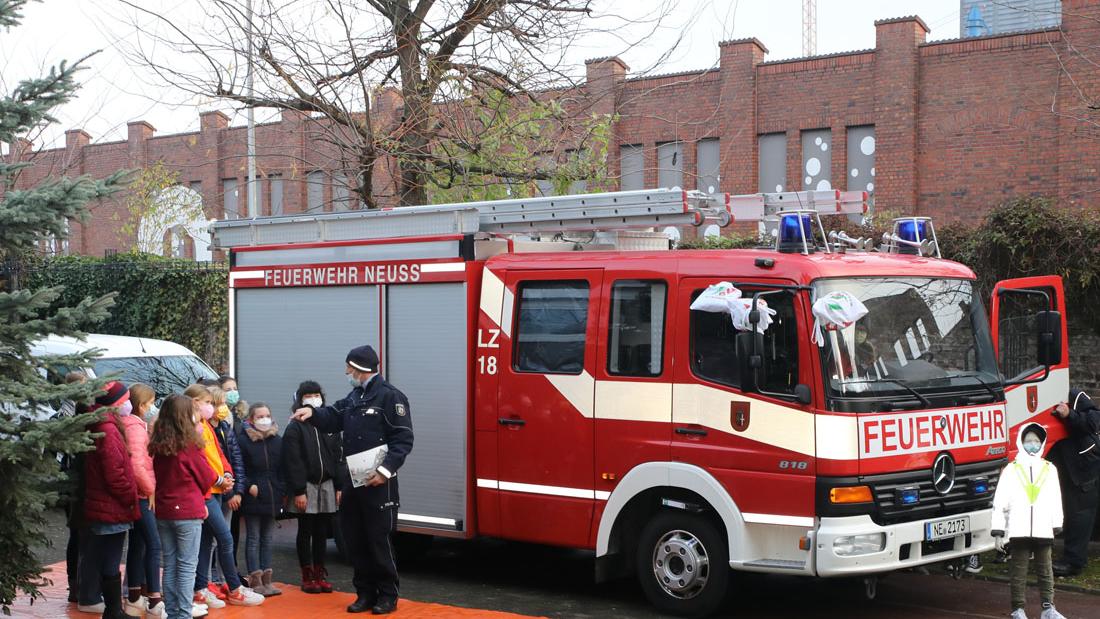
(261, 569), (282, 596)
(314, 565), (333, 593)
(100, 575), (131, 619)
(248, 570), (268, 596)
(301, 565), (321, 594)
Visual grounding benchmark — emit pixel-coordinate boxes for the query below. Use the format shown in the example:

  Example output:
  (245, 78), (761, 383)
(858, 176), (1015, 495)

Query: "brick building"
(10, 0), (1100, 258)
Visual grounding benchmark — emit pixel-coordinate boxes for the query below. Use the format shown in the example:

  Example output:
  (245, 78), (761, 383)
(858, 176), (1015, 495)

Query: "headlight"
(833, 533), (886, 557)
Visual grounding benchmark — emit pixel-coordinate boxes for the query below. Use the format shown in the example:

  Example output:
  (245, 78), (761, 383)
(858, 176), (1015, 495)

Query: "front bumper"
(814, 509), (994, 576)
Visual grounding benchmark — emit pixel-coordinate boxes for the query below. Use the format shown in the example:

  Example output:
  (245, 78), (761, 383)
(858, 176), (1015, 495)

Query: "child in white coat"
(991, 422), (1066, 619)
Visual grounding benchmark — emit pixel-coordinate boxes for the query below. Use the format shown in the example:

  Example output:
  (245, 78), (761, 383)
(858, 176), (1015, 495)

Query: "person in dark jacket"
(237, 402), (286, 597)
(1050, 389), (1100, 576)
(284, 381), (348, 593)
(291, 345), (413, 615)
(202, 386), (246, 600)
(79, 381), (141, 619)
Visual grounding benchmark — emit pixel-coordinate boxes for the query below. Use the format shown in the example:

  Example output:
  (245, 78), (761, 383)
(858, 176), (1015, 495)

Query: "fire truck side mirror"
(1036, 310), (1063, 367)
(794, 384), (812, 405)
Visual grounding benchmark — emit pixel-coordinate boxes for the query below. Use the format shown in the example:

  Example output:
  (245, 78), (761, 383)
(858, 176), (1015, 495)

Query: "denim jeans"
(195, 496), (242, 591)
(244, 515), (275, 573)
(126, 498), (162, 594)
(77, 529), (125, 605)
(158, 519), (202, 619)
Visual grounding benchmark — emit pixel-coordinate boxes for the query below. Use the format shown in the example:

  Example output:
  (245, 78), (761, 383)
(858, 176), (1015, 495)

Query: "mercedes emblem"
(932, 453), (956, 495)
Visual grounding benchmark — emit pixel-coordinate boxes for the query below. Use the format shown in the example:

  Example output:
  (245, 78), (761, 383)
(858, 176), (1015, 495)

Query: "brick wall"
(7, 2), (1099, 256)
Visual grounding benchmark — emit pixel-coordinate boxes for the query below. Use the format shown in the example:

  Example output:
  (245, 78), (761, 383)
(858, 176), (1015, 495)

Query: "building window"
(657, 141), (683, 189)
(620, 144), (644, 191)
(306, 171), (324, 212)
(846, 125), (875, 197)
(565, 149), (588, 195)
(246, 177), (261, 218)
(535, 152), (555, 197)
(608, 280), (667, 377)
(333, 173), (351, 211)
(222, 178), (239, 219)
(189, 180), (202, 195)
(758, 133), (787, 193)
(801, 129), (831, 191)
(696, 138), (720, 194)
(513, 281), (589, 375)
(269, 174), (284, 216)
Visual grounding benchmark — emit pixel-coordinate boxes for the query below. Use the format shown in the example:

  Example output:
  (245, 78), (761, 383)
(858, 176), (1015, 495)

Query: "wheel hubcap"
(652, 529), (710, 600)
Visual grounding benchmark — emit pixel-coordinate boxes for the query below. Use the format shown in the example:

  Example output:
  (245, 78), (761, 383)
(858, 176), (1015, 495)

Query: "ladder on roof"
(208, 188), (868, 250)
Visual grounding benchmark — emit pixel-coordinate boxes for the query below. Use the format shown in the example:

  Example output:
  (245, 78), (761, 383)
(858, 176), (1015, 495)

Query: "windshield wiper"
(840, 377), (932, 407)
(945, 372), (999, 400)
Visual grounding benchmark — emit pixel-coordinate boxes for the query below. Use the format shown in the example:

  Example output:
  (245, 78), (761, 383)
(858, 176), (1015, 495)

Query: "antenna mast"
(802, 0), (817, 57)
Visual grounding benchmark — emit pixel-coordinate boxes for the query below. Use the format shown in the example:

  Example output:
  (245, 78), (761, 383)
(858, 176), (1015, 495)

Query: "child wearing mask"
(284, 381), (346, 593)
(183, 385), (264, 608)
(992, 422), (1066, 619)
(151, 394), (219, 619)
(237, 403), (286, 596)
(203, 386), (246, 601)
(218, 375), (248, 424)
(121, 383), (164, 617)
(78, 381), (140, 619)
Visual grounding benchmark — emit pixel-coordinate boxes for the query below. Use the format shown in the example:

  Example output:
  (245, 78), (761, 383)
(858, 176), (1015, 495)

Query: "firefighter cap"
(346, 345), (379, 373)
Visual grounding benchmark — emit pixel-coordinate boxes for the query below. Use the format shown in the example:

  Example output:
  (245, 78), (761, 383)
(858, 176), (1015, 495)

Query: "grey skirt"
(286, 479), (338, 515)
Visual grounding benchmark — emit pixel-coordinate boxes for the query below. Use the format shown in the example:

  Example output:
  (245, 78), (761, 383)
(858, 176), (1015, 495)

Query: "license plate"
(925, 516), (970, 541)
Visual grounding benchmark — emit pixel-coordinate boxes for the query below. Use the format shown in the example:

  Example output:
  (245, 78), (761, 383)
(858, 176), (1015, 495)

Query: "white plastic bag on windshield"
(812, 290), (869, 347)
(690, 281), (776, 333)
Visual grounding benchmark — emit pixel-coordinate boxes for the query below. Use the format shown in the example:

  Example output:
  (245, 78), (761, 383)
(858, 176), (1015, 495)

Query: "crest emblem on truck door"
(1027, 386), (1038, 414)
(731, 402), (750, 432)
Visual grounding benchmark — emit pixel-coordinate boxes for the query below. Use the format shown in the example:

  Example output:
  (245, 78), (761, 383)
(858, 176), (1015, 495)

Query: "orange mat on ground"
(10, 562), (543, 618)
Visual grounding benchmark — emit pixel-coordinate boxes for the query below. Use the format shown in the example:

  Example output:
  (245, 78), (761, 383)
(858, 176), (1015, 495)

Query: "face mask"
(303, 396), (323, 408)
(348, 375), (362, 387)
(118, 400), (133, 417)
(216, 404), (231, 422)
(254, 417), (273, 431)
(226, 390), (240, 407)
(1023, 440), (1042, 455)
(199, 402), (215, 421)
(146, 403), (159, 420)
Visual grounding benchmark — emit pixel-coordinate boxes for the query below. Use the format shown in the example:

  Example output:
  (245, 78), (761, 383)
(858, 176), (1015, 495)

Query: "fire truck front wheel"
(637, 511), (730, 617)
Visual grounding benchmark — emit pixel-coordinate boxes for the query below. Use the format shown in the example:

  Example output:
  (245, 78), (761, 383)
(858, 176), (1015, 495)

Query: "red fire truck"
(210, 189), (1069, 616)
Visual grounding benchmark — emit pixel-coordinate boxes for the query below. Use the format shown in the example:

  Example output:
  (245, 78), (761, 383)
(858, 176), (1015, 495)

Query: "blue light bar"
(969, 478), (990, 496)
(777, 212), (814, 254)
(896, 486), (920, 506)
(897, 219), (928, 243)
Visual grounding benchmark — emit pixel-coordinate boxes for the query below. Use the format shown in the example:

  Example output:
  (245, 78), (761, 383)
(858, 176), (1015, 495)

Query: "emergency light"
(895, 486), (921, 506)
(969, 477), (990, 496)
(776, 210), (827, 254)
(881, 216), (941, 257)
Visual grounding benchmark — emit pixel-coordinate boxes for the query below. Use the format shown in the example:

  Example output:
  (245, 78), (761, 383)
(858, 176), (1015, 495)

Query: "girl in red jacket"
(122, 383), (164, 617)
(151, 394), (219, 619)
(78, 381), (140, 619)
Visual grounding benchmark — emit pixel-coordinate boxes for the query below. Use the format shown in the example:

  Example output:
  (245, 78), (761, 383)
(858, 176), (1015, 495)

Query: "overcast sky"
(1, 0), (960, 149)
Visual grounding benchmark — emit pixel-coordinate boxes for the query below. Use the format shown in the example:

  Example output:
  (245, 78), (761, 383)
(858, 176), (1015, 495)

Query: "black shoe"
(1052, 561), (1082, 577)
(347, 596), (376, 613)
(371, 599), (398, 615)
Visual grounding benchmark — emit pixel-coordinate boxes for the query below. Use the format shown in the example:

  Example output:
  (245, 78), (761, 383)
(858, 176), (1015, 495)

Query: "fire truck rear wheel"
(637, 511), (729, 617)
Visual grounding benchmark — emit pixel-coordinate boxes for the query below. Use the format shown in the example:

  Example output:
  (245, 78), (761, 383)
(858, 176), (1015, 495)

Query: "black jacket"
(1049, 389), (1100, 489)
(308, 375), (413, 509)
(236, 424), (286, 517)
(282, 419), (348, 497)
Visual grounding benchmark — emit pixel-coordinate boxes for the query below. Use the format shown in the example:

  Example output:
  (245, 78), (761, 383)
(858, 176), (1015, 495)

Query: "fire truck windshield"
(813, 277), (998, 401)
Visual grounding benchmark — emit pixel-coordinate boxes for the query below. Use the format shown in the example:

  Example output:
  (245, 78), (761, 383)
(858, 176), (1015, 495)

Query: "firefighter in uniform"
(291, 345), (413, 614)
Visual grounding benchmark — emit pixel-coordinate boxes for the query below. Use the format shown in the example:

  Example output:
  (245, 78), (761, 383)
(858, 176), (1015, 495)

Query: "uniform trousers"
(1059, 474), (1100, 569)
(339, 483), (399, 602)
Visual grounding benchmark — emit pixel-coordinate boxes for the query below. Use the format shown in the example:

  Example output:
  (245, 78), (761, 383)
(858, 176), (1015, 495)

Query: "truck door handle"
(498, 418), (526, 427)
(675, 427), (708, 437)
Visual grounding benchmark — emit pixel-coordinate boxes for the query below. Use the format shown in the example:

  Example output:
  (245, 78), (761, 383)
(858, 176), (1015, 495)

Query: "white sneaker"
(123, 594), (147, 616)
(198, 588), (226, 609)
(1011, 609), (1029, 619)
(76, 602), (105, 613)
(191, 602), (209, 618)
(225, 585), (265, 606)
(146, 600), (167, 618)
(1041, 605), (1067, 619)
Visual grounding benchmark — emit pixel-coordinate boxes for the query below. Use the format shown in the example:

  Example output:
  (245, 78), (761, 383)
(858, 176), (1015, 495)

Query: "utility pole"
(245, 0), (257, 218)
(802, 0), (817, 57)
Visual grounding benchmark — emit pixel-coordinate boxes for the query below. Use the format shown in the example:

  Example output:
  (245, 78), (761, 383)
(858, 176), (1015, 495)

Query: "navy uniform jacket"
(307, 375), (413, 509)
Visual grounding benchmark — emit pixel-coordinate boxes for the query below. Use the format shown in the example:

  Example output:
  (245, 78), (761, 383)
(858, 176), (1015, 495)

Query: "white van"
(32, 333), (219, 404)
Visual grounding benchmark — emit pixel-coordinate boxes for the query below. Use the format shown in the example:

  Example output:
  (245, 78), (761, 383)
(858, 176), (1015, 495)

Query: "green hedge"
(20, 253), (229, 370)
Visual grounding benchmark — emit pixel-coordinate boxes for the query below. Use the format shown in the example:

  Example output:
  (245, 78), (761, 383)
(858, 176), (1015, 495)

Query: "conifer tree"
(0, 0), (126, 610)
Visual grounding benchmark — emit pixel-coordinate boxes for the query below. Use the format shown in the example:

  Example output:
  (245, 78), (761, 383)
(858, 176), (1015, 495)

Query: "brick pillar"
(874, 17), (927, 214)
(126, 121), (154, 168)
(1057, 0), (1100, 209)
(718, 38), (767, 195)
(64, 129), (90, 174)
(199, 111), (229, 221)
(63, 130), (91, 254)
(585, 56), (627, 190)
(279, 108), (308, 214)
(371, 87), (404, 207)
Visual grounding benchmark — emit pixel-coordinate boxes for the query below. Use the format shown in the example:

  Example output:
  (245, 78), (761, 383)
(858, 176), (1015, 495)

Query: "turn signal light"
(829, 485), (873, 504)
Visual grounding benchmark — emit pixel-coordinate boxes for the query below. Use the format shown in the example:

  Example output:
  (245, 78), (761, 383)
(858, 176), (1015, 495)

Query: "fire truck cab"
(212, 189), (1069, 617)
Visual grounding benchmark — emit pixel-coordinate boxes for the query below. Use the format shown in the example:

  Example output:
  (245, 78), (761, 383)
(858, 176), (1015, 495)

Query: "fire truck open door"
(990, 276), (1070, 451)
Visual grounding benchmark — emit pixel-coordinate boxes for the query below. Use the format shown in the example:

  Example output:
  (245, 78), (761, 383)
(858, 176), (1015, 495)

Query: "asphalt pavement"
(37, 509), (1099, 618)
